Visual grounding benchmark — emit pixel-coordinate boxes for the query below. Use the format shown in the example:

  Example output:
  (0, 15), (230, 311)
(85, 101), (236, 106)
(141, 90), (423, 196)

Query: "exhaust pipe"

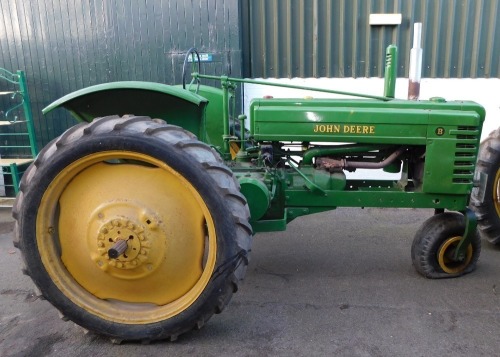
(408, 23), (423, 100)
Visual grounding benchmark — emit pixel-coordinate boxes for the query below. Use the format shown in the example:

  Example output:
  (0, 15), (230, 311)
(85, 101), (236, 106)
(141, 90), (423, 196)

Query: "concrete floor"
(1, 207), (500, 356)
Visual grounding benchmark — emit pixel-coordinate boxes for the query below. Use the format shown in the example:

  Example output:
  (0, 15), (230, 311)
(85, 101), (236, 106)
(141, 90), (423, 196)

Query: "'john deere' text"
(313, 124), (375, 134)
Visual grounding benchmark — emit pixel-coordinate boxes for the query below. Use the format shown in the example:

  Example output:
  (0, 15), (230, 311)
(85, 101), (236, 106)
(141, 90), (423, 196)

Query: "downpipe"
(315, 147), (406, 170)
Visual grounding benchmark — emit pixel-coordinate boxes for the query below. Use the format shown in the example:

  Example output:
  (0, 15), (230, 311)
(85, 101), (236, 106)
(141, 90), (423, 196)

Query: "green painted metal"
(249, 99), (483, 145)
(284, 189), (470, 211)
(0, 68), (38, 196)
(453, 208), (478, 261)
(43, 82), (207, 116)
(9, 163), (20, 195)
(250, 214), (287, 232)
(287, 158), (326, 196)
(239, 176), (271, 220)
(245, 179), (475, 234)
(177, 84), (228, 150)
(17, 71), (38, 157)
(422, 118), (480, 195)
(42, 81), (208, 142)
(221, 77), (233, 155)
(0, 69), (38, 157)
(291, 165), (346, 192)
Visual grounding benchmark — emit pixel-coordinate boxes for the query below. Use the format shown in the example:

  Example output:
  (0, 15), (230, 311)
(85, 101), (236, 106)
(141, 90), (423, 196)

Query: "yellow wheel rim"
(36, 151), (217, 324)
(437, 236), (473, 274)
(493, 168), (500, 218)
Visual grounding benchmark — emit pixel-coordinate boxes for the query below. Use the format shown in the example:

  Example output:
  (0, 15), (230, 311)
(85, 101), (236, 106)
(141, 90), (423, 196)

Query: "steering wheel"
(182, 47), (201, 92)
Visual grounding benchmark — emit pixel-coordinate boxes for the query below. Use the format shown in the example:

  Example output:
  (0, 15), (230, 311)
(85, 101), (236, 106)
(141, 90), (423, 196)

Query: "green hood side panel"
(43, 81), (209, 142)
(174, 84), (228, 150)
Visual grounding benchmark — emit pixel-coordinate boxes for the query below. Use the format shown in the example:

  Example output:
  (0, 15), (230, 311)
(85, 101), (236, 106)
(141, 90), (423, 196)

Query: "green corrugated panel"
(241, 0), (500, 79)
(0, 0), (241, 147)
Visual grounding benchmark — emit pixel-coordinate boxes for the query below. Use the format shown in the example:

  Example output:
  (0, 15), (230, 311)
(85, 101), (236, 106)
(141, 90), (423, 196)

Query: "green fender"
(42, 81), (216, 144)
(175, 84), (229, 150)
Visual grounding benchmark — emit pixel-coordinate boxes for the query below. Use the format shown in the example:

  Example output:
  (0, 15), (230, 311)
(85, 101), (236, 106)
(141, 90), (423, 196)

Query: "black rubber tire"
(12, 115), (252, 342)
(470, 128), (500, 245)
(411, 212), (480, 279)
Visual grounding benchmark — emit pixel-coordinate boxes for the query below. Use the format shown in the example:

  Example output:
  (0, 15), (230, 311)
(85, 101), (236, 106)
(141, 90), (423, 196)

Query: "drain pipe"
(408, 23), (423, 100)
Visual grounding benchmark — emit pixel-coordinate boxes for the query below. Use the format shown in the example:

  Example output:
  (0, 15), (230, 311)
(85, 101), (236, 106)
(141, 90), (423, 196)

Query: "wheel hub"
(89, 203), (165, 280)
(96, 218), (149, 269)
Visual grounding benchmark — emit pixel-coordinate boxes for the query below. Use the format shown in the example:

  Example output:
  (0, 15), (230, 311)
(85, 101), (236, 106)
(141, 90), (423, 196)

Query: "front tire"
(411, 212), (480, 279)
(13, 115), (252, 342)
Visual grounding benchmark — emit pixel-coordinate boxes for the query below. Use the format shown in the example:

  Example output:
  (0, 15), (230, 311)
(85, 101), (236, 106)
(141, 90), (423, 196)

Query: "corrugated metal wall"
(241, 0), (500, 79)
(0, 0), (241, 146)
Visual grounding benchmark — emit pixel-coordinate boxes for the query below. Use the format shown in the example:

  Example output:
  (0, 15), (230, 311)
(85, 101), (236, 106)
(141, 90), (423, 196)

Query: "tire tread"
(471, 128), (500, 244)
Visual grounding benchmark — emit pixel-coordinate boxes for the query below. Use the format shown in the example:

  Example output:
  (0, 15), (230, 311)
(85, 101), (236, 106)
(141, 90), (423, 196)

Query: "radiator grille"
(452, 126), (479, 184)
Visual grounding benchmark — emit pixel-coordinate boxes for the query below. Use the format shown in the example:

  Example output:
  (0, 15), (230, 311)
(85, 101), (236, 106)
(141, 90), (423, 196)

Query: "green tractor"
(12, 46), (498, 342)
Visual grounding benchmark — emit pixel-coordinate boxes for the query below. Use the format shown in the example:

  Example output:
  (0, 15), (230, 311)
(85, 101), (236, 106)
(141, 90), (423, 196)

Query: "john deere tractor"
(12, 46), (497, 342)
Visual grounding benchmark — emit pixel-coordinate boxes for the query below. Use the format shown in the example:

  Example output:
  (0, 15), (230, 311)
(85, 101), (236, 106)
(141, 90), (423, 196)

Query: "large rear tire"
(471, 128), (500, 244)
(12, 115), (252, 342)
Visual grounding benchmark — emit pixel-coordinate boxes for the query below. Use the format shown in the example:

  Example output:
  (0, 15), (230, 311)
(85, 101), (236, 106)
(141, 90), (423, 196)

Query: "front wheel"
(411, 212), (480, 279)
(13, 116), (252, 342)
